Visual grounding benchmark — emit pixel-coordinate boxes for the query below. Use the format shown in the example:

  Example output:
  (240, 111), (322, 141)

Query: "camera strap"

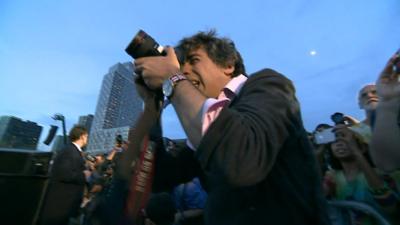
(124, 135), (156, 224)
(121, 96), (163, 224)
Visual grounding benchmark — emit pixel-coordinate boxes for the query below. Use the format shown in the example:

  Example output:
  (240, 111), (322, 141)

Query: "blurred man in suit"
(39, 125), (90, 225)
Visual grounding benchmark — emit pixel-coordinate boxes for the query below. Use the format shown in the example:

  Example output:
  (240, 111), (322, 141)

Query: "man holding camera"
(134, 31), (329, 225)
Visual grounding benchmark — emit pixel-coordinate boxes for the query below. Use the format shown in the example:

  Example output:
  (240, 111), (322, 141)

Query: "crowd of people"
(37, 30), (400, 225)
(312, 83), (400, 225)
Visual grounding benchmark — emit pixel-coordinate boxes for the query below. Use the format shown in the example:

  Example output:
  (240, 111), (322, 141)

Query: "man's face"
(81, 133), (89, 147)
(358, 85), (378, 111)
(181, 47), (234, 98)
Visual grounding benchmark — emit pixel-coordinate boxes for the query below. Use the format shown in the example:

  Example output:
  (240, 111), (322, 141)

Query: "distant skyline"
(0, 0), (399, 151)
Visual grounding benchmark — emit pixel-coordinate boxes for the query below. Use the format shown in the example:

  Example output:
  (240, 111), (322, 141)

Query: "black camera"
(85, 154), (97, 163)
(125, 30), (183, 64)
(115, 134), (123, 147)
(331, 112), (345, 125)
(125, 30), (184, 103)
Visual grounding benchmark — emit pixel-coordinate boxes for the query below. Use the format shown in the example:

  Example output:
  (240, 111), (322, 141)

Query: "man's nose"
(367, 91), (376, 97)
(181, 63), (191, 75)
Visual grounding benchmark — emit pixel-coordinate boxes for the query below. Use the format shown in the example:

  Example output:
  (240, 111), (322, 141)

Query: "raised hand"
(134, 47), (181, 90)
(376, 50), (400, 101)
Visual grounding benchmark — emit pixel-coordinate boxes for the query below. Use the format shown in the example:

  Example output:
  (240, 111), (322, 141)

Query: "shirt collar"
(220, 74), (248, 99)
(72, 142), (83, 152)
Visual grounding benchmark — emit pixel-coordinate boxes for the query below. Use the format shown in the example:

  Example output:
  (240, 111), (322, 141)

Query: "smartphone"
(314, 128), (336, 145)
(331, 112), (345, 125)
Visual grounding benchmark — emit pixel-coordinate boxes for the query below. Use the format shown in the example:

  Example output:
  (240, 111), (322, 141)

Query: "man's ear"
(223, 65), (235, 77)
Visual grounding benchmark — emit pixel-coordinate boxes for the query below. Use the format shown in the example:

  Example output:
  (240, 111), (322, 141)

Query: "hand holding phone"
(314, 128), (336, 145)
(376, 49), (400, 101)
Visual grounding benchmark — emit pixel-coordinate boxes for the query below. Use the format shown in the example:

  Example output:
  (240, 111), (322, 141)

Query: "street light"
(52, 113), (67, 144)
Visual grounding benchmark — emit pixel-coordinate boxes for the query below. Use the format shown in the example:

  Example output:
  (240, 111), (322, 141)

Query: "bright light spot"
(309, 50), (317, 56)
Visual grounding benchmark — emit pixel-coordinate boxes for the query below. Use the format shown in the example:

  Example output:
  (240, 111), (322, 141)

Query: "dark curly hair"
(176, 30), (246, 77)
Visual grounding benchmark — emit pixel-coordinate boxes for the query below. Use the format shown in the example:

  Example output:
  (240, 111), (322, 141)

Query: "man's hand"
(107, 148), (117, 160)
(134, 77), (164, 114)
(134, 47), (181, 90)
(90, 184), (103, 193)
(376, 50), (400, 101)
(343, 115), (360, 126)
(83, 170), (92, 180)
(135, 77), (157, 102)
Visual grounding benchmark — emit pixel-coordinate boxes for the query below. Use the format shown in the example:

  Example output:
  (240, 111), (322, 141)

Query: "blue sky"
(0, 0), (399, 151)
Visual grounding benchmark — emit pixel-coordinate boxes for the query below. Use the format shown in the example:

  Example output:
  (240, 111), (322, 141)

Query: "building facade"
(77, 114), (94, 134)
(87, 62), (143, 153)
(0, 116), (43, 150)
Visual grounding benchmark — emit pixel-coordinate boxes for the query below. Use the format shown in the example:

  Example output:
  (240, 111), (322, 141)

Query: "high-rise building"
(77, 114), (94, 134)
(87, 62), (143, 153)
(0, 116), (43, 150)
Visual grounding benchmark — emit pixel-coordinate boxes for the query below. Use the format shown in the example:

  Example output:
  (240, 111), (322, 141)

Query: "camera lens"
(125, 30), (183, 64)
(331, 112), (345, 125)
(125, 30), (163, 59)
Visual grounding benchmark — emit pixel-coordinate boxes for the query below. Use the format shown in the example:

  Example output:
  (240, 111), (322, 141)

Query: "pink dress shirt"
(187, 74), (248, 150)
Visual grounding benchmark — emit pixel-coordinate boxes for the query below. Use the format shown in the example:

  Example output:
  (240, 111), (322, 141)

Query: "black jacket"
(39, 143), (86, 225)
(153, 69), (331, 225)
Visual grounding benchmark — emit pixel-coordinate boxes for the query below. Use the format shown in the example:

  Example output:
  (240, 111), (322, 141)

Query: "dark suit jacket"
(39, 143), (86, 225)
(153, 69), (331, 225)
